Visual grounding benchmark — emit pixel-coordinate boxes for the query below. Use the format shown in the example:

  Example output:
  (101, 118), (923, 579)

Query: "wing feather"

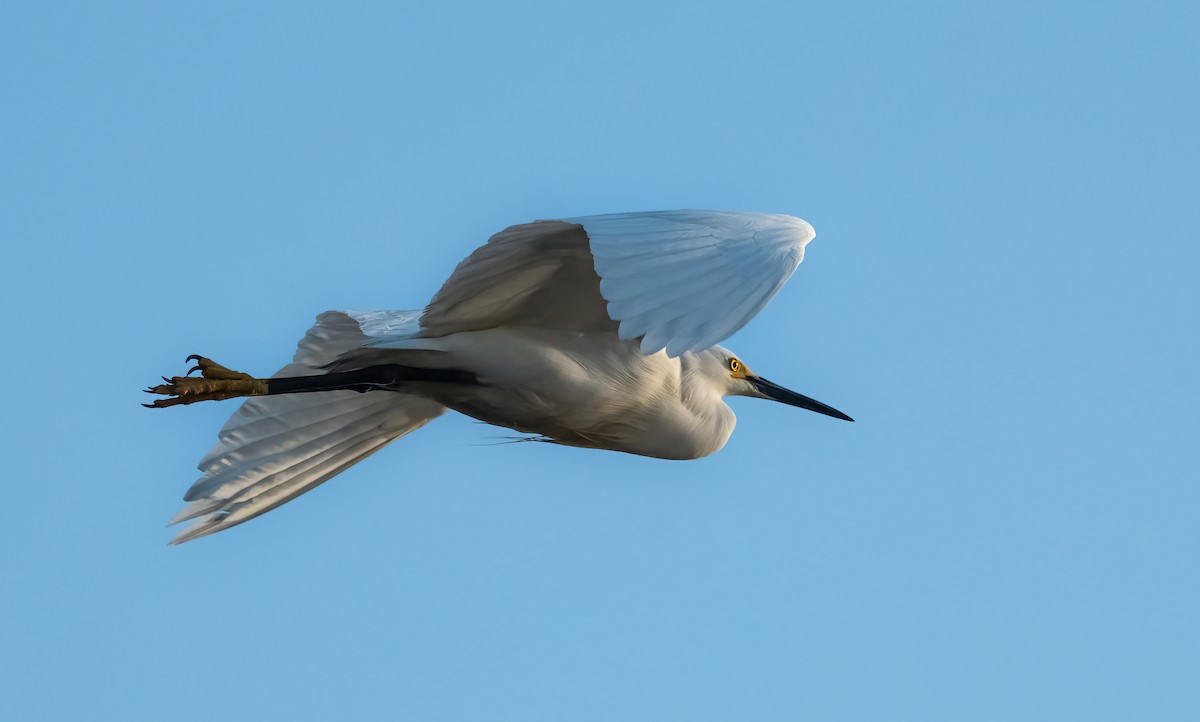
(610, 268), (747, 339)
(169, 310), (444, 543)
(576, 210), (814, 354)
(417, 210), (814, 356)
(419, 221), (616, 337)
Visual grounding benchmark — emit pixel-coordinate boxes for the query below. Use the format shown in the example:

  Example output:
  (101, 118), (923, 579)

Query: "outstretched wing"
(169, 311), (444, 543)
(574, 211), (815, 356)
(417, 210), (815, 356)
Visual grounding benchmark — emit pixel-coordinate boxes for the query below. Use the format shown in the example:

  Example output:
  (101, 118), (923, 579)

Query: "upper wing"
(418, 210), (815, 356)
(576, 210), (815, 356)
(418, 220), (617, 338)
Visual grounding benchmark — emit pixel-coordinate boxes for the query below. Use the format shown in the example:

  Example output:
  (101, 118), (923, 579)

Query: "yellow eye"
(729, 359), (741, 372)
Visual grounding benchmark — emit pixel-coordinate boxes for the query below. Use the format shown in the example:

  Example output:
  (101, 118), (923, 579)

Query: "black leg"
(145, 357), (476, 408)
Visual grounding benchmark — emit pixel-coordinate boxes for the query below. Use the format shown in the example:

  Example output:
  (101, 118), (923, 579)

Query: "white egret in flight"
(147, 210), (852, 543)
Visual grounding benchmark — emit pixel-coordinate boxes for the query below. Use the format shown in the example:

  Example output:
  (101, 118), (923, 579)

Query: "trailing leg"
(144, 355), (475, 408)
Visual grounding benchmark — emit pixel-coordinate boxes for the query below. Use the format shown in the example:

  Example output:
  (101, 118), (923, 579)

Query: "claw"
(186, 354), (203, 364)
(144, 356), (264, 408)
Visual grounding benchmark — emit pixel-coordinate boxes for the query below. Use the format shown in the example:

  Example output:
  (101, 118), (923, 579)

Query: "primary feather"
(169, 311), (443, 543)
(574, 211), (814, 356)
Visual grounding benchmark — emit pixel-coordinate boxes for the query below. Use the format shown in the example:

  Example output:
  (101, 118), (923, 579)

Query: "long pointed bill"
(748, 375), (854, 422)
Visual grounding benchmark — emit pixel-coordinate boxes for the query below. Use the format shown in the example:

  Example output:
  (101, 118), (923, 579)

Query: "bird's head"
(700, 346), (854, 422)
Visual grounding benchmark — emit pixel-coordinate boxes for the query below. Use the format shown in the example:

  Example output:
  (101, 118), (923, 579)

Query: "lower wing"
(168, 311), (444, 544)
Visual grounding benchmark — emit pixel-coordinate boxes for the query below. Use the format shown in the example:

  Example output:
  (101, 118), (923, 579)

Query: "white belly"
(409, 328), (736, 460)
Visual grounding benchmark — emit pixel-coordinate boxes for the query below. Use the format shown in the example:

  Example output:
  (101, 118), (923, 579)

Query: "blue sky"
(2, 1), (1197, 720)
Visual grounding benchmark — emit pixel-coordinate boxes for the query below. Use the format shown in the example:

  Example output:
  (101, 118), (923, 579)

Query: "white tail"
(168, 311), (444, 544)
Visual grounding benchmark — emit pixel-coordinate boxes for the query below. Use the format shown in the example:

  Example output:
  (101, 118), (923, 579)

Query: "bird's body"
(149, 210), (852, 542)
(371, 327), (737, 460)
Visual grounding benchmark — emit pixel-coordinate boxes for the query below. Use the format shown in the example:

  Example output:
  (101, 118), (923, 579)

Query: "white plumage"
(160, 210), (848, 543)
(168, 311), (444, 543)
(576, 211), (814, 355)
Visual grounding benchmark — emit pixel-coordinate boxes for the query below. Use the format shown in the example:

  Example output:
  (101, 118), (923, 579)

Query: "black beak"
(748, 375), (854, 422)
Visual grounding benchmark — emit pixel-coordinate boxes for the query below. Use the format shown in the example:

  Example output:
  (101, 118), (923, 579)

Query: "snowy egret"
(147, 210), (852, 542)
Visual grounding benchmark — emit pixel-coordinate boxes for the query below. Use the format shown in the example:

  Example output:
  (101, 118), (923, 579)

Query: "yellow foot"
(144, 355), (269, 408)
